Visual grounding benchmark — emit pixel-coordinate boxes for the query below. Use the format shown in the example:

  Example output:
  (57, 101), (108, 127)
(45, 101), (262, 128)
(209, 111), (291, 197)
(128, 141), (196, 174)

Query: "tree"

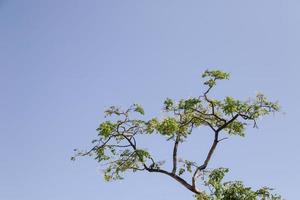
(73, 70), (282, 199)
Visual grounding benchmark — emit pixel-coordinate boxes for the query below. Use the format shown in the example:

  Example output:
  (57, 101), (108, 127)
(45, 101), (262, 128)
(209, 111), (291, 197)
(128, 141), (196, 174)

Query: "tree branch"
(192, 131), (219, 188)
(192, 114), (240, 188)
(146, 167), (201, 194)
(172, 134), (180, 174)
(216, 114), (239, 133)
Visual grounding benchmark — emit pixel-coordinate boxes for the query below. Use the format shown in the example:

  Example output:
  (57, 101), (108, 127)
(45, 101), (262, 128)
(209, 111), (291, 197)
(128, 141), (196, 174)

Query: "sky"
(0, 0), (299, 199)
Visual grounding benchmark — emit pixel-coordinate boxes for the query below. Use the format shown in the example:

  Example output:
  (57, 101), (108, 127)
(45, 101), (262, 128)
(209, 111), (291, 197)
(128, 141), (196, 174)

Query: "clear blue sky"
(0, 1), (299, 199)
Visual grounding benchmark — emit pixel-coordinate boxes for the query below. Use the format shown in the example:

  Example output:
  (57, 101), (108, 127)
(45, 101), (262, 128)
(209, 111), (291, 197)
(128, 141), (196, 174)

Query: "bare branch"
(146, 167), (201, 194)
(218, 137), (228, 142)
(192, 132), (219, 188)
(172, 134), (180, 174)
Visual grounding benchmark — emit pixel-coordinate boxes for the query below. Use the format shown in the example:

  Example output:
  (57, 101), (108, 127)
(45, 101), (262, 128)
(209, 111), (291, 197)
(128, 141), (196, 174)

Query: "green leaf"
(178, 168), (185, 176)
(134, 104), (145, 115)
(202, 70), (230, 80)
(146, 118), (159, 133)
(157, 117), (179, 136)
(97, 121), (115, 139)
(164, 98), (174, 111)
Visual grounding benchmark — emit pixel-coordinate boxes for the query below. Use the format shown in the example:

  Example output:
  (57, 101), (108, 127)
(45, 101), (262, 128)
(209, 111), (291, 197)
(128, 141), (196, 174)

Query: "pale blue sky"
(0, 1), (299, 199)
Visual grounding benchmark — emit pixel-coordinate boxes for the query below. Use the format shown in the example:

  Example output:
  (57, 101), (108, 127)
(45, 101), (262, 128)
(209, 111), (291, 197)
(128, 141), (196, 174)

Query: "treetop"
(73, 69), (281, 200)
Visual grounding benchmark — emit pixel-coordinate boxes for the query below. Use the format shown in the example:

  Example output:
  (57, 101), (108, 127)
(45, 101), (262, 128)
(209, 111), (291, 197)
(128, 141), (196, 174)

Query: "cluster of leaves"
(195, 168), (281, 200)
(178, 159), (197, 176)
(74, 70), (281, 199)
(72, 104), (154, 181)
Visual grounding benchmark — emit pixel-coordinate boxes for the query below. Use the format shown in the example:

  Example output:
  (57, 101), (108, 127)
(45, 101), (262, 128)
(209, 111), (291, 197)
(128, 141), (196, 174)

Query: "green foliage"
(157, 117), (179, 136)
(74, 69), (282, 200)
(178, 98), (201, 110)
(195, 168), (282, 200)
(96, 121), (116, 139)
(202, 70), (230, 87)
(134, 104), (145, 115)
(164, 98), (174, 111)
(225, 121), (245, 136)
(223, 97), (240, 114)
(95, 147), (110, 162)
(145, 118), (159, 133)
(178, 159), (196, 176)
(202, 70), (230, 80)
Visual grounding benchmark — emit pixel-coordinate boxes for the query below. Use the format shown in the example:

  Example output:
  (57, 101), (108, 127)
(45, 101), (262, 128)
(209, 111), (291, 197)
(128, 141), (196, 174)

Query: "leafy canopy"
(195, 168), (281, 200)
(73, 70), (281, 199)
